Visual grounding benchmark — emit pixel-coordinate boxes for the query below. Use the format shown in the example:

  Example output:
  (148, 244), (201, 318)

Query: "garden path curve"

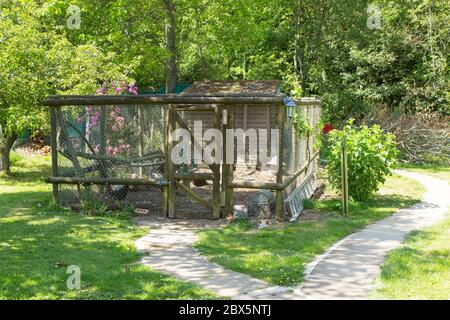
(135, 170), (450, 299)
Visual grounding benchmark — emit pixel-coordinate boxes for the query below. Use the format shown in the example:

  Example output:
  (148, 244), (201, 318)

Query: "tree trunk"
(164, 0), (177, 94)
(0, 133), (17, 175)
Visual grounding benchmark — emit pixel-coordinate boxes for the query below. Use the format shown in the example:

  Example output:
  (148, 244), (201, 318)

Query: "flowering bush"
(327, 120), (398, 202)
(77, 82), (138, 157)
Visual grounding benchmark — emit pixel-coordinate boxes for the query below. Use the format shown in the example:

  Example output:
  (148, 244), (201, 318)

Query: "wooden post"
(50, 107), (59, 203)
(224, 109), (234, 217)
(212, 105), (221, 219)
(275, 103), (285, 221)
(341, 137), (349, 215)
(163, 105), (176, 218)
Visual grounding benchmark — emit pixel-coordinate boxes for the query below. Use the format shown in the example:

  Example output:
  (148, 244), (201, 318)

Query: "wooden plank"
(174, 172), (214, 180)
(174, 106), (215, 112)
(229, 181), (284, 191)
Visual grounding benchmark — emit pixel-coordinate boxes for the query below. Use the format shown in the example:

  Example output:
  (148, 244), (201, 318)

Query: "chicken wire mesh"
(55, 104), (166, 213)
(230, 103), (321, 213)
(52, 100), (321, 219)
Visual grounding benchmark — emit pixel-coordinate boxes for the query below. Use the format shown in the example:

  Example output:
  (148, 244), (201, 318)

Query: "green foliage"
(327, 120), (398, 202)
(80, 197), (108, 216)
(9, 151), (23, 166)
(292, 110), (313, 138)
(302, 198), (315, 210)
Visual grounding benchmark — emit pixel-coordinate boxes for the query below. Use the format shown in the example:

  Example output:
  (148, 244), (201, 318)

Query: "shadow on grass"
(0, 188), (214, 299)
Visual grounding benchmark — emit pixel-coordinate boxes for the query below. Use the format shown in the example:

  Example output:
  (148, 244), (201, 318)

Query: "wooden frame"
(43, 93), (321, 221)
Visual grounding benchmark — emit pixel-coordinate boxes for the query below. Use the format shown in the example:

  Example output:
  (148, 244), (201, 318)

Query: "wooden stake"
(341, 137), (349, 215)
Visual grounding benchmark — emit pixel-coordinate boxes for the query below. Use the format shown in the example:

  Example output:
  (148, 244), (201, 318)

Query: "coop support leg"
(212, 105), (221, 220)
(222, 108), (234, 217)
(50, 107), (59, 203)
(164, 105), (176, 218)
(275, 104), (285, 221)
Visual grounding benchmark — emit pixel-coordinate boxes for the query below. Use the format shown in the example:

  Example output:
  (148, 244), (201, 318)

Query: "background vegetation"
(1, 0), (449, 172)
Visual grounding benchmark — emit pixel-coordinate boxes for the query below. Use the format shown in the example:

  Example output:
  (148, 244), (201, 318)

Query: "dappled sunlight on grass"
(196, 173), (425, 286)
(0, 153), (216, 299)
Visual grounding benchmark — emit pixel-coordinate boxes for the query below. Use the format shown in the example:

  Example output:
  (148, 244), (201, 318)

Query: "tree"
(0, 1), (133, 174)
(0, 5), (50, 174)
(163, 0), (177, 93)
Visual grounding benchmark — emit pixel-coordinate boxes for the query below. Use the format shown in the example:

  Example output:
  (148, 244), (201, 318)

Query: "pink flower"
(128, 83), (138, 95)
(96, 86), (107, 95)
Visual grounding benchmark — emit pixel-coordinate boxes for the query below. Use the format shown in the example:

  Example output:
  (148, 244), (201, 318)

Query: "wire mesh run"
(55, 104), (166, 213)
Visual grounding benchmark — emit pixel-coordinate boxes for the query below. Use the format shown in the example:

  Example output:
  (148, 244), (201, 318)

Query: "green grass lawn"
(195, 173), (426, 286)
(0, 152), (215, 299)
(373, 212), (450, 300)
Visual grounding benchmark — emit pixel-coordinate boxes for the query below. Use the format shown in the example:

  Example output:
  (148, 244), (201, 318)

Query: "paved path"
(135, 218), (289, 298)
(293, 170), (450, 299)
(135, 170), (450, 299)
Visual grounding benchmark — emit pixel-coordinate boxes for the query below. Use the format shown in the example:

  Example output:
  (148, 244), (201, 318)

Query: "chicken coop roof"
(182, 80), (281, 95)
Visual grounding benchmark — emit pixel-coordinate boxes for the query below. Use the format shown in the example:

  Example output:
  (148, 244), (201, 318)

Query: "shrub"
(80, 199), (108, 216)
(9, 151), (23, 166)
(327, 120), (398, 202)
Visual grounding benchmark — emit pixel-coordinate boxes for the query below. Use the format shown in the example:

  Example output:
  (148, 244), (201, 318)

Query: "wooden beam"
(228, 181), (284, 191)
(46, 176), (168, 186)
(174, 172), (214, 180)
(43, 94), (285, 107)
(228, 151), (320, 192)
(173, 106), (215, 112)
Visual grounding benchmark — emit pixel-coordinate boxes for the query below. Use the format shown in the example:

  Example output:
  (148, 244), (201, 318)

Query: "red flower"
(323, 123), (334, 134)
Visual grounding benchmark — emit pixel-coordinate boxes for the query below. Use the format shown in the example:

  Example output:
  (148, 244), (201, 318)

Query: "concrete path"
(293, 170), (450, 299)
(135, 170), (450, 299)
(135, 218), (291, 298)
